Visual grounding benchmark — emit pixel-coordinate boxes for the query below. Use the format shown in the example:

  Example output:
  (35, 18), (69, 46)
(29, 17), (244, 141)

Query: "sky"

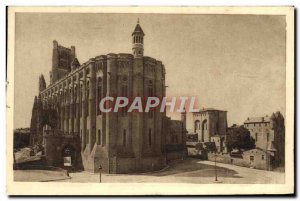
(14, 13), (286, 131)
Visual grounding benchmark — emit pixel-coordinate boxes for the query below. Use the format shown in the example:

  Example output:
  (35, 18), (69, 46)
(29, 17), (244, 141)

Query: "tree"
(42, 108), (59, 129)
(226, 126), (255, 151)
(271, 111), (285, 166)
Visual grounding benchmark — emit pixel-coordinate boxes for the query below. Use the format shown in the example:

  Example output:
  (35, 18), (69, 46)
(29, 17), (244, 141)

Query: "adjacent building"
(193, 108), (227, 142)
(164, 110), (188, 162)
(244, 112), (285, 167)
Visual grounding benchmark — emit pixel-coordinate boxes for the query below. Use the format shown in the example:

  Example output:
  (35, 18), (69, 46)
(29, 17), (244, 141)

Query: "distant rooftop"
(193, 108), (227, 113)
(244, 116), (271, 124)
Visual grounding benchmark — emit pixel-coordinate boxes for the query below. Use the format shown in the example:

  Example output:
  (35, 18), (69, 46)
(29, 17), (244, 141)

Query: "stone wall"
(207, 149), (272, 170)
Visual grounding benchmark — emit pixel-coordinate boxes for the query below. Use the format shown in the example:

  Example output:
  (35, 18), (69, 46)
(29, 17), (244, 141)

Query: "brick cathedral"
(30, 21), (187, 173)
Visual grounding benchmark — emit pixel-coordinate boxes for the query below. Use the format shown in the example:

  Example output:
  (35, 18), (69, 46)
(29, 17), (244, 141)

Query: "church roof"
(132, 23), (145, 36)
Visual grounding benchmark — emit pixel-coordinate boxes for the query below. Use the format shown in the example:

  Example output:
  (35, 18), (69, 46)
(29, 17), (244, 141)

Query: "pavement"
(14, 158), (285, 183)
(14, 169), (70, 182)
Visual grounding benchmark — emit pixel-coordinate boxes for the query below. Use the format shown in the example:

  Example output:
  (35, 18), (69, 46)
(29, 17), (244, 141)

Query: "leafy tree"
(226, 126), (255, 151)
(42, 108), (59, 129)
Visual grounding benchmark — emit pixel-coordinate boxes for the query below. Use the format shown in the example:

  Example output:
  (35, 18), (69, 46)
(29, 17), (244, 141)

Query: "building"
(244, 116), (273, 150)
(243, 148), (273, 170)
(244, 112), (285, 167)
(32, 21), (170, 173)
(193, 108), (227, 142)
(164, 110), (187, 162)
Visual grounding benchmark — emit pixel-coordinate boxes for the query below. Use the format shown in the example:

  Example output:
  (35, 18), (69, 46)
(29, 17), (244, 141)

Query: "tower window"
(255, 133), (258, 142)
(97, 130), (101, 145)
(267, 133), (270, 142)
(102, 130), (106, 146)
(123, 129), (126, 147)
(149, 128), (152, 146)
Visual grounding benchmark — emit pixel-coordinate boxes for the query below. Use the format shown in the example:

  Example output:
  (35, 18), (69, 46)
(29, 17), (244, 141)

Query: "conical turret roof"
(132, 22), (145, 36)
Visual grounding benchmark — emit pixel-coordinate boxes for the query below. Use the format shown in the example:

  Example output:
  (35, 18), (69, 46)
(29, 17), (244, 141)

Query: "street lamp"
(214, 151), (218, 182)
(99, 165), (102, 183)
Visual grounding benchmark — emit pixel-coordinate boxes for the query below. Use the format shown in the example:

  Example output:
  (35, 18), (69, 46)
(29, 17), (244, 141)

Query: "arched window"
(194, 120), (200, 132)
(201, 120), (207, 142)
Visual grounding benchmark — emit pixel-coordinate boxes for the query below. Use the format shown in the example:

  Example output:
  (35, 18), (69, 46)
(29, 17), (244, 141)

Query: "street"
(14, 158), (284, 183)
(63, 158), (284, 183)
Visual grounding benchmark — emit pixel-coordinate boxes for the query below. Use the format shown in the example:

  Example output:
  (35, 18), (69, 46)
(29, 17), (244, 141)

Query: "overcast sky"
(14, 13), (286, 130)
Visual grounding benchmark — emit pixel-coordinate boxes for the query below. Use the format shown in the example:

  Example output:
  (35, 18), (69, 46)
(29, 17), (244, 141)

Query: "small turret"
(132, 19), (145, 58)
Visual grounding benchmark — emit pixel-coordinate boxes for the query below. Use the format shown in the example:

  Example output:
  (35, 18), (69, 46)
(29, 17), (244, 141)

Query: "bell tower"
(132, 19), (145, 58)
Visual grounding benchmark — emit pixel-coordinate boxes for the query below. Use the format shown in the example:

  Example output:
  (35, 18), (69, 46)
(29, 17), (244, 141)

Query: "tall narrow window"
(148, 81), (154, 118)
(121, 84), (128, 116)
(97, 77), (102, 115)
(255, 133), (258, 142)
(74, 86), (77, 118)
(123, 129), (126, 147)
(97, 130), (101, 145)
(102, 131), (106, 146)
(80, 84), (83, 117)
(149, 128), (152, 146)
(86, 81), (89, 116)
(267, 133), (270, 142)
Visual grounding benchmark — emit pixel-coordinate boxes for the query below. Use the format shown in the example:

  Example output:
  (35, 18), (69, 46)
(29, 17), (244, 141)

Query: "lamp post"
(99, 165), (102, 183)
(214, 152), (218, 182)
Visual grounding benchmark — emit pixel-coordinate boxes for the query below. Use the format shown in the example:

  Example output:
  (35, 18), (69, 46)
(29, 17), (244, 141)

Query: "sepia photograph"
(6, 6), (294, 195)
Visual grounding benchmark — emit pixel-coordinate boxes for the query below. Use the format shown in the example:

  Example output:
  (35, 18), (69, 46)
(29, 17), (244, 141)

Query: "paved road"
(61, 158), (285, 184)
(14, 169), (70, 182)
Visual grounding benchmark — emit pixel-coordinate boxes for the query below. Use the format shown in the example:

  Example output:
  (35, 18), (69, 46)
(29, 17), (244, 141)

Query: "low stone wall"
(207, 152), (267, 170)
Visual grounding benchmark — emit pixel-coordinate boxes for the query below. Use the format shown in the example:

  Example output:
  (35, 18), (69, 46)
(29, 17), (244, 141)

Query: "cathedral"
(31, 21), (187, 173)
